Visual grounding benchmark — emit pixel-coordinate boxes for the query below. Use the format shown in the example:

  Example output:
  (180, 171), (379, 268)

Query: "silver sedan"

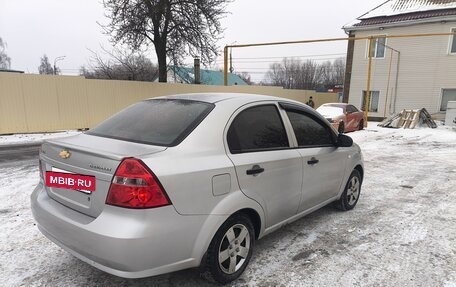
(31, 93), (364, 284)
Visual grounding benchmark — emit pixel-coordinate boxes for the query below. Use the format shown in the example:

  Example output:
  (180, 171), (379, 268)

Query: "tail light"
(106, 158), (171, 209)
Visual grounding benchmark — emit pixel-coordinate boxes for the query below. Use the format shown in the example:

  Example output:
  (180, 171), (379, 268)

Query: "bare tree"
(332, 57), (346, 85)
(315, 61), (332, 88)
(80, 48), (158, 81)
(265, 62), (287, 87)
(236, 72), (254, 85)
(0, 37), (11, 69)
(298, 60), (318, 90)
(265, 58), (318, 90)
(38, 54), (56, 75)
(315, 57), (345, 89)
(282, 58), (300, 89)
(265, 57), (345, 90)
(102, 0), (231, 82)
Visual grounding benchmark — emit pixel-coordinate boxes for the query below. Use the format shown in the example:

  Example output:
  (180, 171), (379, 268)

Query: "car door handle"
(246, 165), (265, 175)
(307, 157), (319, 165)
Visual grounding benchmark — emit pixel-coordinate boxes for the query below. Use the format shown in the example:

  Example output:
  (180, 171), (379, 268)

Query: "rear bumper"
(31, 182), (226, 278)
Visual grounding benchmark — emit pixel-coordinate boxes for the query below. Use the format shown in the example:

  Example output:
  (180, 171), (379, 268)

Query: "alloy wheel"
(347, 176), (360, 206)
(218, 224), (251, 274)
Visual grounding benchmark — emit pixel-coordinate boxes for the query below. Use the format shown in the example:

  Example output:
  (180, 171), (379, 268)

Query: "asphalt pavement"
(0, 143), (40, 163)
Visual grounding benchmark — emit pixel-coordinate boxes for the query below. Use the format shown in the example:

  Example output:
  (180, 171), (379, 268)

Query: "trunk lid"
(40, 134), (167, 218)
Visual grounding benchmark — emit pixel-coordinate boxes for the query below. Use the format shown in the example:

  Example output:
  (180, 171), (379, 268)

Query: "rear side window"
(87, 99), (214, 146)
(227, 105), (289, 154)
(286, 111), (334, 147)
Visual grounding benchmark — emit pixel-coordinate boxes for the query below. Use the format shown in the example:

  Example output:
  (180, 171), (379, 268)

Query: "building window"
(368, 36), (386, 58)
(450, 28), (456, 54)
(441, 89), (456, 111)
(362, 91), (380, 112)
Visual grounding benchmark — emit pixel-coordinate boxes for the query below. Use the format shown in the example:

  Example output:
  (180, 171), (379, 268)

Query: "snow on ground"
(1, 123), (456, 287)
(0, 131), (81, 146)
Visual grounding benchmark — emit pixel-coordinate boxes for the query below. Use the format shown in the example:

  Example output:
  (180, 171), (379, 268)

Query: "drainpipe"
(392, 51), (401, 114)
(343, 31), (355, 103)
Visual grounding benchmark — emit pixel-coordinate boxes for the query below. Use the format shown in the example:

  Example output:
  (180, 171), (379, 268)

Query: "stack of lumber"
(378, 108), (437, 129)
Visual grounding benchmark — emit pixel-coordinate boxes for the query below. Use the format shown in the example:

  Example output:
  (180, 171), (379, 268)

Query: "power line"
(220, 52), (347, 61)
(222, 57), (347, 64)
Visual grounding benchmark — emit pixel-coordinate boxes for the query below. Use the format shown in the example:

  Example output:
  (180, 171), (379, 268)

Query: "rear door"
(225, 103), (303, 228)
(281, 104), (347, 212)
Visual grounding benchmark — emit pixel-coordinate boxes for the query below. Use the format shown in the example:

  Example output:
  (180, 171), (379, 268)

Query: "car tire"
(336, 170), (362, 211)
(202, 213), (255, 284)
(359, 119), (364, 130)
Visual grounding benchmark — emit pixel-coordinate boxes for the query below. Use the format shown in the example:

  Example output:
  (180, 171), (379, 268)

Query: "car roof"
(152, 93), (297, 105)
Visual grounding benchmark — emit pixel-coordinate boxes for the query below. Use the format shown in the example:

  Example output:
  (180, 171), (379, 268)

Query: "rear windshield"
(87, 99), (214, 146)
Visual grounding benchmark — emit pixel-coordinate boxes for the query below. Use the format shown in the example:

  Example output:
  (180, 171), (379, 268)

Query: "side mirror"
(338, 123), (345, 134)
(337, 134), (353, 147)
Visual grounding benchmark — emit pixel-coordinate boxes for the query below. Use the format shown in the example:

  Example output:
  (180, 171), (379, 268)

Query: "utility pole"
(364, 37), (374, 127)
(229, 48), (234, 74)
(194, 58), (201, 84)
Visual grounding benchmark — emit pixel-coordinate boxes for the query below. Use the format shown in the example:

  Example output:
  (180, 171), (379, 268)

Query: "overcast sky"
(0, 0), (384, 81)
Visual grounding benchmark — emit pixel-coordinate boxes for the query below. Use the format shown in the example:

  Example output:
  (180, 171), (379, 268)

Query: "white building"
(343, 0), (456, 119)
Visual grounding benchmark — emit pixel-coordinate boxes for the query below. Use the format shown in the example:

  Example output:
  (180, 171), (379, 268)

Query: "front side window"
(441, 89), (456, 111)
(362, 91), (380, 113)
(450, 28), (456, 54)
(227, 105), (289, 153)
(286, 111), (334, 147)
(369, 36), (386, 58)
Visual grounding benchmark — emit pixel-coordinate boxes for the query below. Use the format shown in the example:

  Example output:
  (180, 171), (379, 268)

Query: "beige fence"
(0, 73), (338, 134)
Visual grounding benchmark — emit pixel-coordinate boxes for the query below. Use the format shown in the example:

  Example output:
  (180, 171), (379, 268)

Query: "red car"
(316, 103), (365, 133)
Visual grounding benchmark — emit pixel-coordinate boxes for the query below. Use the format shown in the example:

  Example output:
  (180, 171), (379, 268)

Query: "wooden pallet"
(420, 108), (437, 128)
(378, 108), (437, 129)
(398, 109), (420, 129)
(378, 113), (401, 128)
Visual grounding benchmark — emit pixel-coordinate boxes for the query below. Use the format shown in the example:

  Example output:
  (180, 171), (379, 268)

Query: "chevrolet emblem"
(59, 149), (71, 159)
